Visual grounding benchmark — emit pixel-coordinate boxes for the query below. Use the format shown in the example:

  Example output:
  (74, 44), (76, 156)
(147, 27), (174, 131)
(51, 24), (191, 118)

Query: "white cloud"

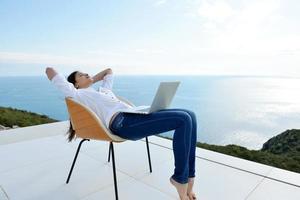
(154, 0), (167, 7)
(0, 52), (92, 65)
(1, 0), (299, 76)
(195, 0), (284, 54)
(0, 50), (174, 75)
(197, 0), (236, 23)
(134, 48), (166, 54)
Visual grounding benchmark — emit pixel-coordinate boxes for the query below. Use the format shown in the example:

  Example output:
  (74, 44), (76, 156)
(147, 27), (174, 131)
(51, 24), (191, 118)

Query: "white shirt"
(51, 73), (135, 129)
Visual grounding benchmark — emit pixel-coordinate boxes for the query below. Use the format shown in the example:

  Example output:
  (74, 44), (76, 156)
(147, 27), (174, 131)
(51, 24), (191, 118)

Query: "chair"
(64, 96), (153, 200)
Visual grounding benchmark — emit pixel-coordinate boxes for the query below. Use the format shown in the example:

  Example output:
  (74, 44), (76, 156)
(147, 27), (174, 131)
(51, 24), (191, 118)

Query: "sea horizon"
(1, 74), (300, 150)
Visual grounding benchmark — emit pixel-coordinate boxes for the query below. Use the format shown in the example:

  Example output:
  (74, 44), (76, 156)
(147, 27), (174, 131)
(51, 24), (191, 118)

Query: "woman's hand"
(45, 67), (58, 80)
(92, 68), (113, 84)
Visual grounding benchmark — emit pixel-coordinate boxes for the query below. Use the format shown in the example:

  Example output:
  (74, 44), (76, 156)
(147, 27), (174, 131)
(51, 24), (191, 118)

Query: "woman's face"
(75, 71), (93, 89)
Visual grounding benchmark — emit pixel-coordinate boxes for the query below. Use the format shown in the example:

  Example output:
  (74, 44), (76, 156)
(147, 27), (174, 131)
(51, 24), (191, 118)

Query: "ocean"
(1, 75), (300, 150)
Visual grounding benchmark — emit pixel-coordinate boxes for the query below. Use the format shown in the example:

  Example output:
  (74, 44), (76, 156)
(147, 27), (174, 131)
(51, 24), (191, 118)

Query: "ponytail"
(66, 70), (79, 142)
(66, 119), (76, 142)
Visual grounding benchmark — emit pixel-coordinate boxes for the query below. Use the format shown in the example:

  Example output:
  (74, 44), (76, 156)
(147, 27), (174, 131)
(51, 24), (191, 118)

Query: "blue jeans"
(109, 108), (197, 184)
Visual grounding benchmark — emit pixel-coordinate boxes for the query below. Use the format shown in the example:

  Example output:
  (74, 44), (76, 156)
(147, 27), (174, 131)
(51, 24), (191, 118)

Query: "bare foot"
(169, 176), (189, 200)
(187, 177), (197, 200)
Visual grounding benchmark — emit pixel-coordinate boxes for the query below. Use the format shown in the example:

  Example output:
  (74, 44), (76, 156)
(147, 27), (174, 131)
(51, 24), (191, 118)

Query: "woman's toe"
(188, 192), (197, 200)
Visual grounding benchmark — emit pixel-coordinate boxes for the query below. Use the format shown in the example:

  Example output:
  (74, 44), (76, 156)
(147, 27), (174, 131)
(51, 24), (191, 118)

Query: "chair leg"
(145, 137), (152, 173)
(110, 142), (119, 200)
(66, 138), (90, 184)
(108, 142), (112, 162)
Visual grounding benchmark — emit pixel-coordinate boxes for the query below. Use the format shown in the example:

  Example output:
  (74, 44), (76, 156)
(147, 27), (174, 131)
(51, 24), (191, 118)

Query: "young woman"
(45, 67), (197, 200)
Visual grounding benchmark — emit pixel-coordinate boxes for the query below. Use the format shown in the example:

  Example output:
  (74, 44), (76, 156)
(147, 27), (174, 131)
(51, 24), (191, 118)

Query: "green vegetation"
(0, 106), (59, 128)
(196, 141), (300, 174)
(1, 106), (299, 173)
(261, 129), (300, 157)
(159, 129), (300, 174)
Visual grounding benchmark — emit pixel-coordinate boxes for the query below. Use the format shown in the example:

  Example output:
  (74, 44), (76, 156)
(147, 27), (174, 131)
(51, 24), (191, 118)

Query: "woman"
(45, 67), (197, 200)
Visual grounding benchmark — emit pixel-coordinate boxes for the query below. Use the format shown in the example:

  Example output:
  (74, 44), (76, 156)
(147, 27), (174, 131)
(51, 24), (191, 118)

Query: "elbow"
(45, 67), (53, 73)
(106, 68), (113, 74)
(45, 67), (53, 76)
(45, 67), (57, 81)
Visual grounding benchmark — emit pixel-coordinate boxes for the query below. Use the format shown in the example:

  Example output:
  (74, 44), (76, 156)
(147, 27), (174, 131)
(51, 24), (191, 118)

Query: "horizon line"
(1, 74), (300, 79)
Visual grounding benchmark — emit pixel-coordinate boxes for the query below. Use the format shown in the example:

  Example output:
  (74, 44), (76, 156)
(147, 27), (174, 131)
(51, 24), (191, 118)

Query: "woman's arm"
(92, 68), (113, 84)
(45, 67), (77, 98)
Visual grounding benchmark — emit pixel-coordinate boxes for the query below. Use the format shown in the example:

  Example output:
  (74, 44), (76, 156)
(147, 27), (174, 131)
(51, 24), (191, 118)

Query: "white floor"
(0, 121), (299, 200)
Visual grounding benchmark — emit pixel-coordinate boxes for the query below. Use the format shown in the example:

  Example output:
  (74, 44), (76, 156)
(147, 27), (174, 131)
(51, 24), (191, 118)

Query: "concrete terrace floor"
(0, 121), (299, 200)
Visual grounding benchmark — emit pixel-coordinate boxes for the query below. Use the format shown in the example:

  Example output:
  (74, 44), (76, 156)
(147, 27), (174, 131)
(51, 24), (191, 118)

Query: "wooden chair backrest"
(65, 95), (134, 142)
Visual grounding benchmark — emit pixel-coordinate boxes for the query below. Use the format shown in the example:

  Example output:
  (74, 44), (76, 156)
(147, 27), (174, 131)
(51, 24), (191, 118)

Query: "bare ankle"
(170, 176), (188, 198)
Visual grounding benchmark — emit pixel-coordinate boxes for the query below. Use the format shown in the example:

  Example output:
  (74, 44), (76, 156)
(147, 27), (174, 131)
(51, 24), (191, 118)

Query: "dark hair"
(66, 70), (79, 142)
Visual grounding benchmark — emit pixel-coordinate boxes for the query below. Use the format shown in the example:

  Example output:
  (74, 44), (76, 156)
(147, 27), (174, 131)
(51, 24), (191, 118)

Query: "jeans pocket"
(111, 114), (125, 130)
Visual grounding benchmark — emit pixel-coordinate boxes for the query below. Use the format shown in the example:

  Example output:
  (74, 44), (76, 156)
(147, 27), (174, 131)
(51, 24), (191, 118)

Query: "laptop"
(121, 81), (180, 114)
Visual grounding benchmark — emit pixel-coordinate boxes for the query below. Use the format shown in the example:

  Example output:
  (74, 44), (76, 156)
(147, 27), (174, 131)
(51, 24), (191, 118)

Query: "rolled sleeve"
(51, 73), (77, 98)
(101, 73), (114, 90)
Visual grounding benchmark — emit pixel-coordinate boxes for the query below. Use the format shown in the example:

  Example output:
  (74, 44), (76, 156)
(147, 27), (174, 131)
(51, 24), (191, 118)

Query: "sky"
(0, 0), (299, 76)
